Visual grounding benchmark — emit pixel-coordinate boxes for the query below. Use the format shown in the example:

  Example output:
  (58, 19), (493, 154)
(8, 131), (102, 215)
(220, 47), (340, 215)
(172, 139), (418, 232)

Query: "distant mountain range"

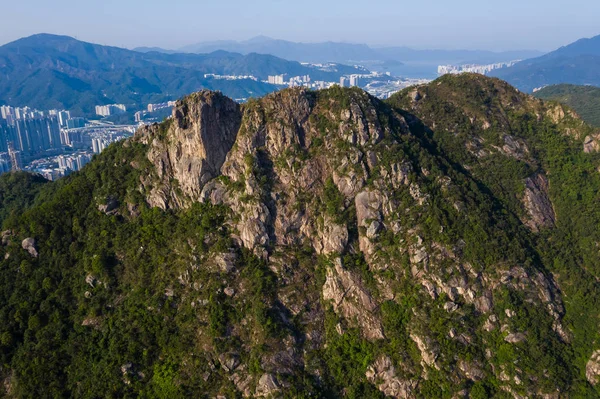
(491, 35), (600, 92)
(534, 84), (600, 126)
(173, 36), (543, 78)
(0, 34), (365, 115)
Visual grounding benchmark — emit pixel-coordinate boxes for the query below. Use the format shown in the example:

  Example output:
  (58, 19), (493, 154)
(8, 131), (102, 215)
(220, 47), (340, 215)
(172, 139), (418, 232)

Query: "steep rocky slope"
(0, 76), (600, 398)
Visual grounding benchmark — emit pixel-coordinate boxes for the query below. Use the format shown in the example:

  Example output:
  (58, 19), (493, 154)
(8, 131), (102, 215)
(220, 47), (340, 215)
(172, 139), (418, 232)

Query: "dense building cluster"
(267, 73), (364, 90)
(95, 104), (127, 117)
(437, 60), (520, 75)
(0, 104), (135, 178)
(0, 106), (64, 161)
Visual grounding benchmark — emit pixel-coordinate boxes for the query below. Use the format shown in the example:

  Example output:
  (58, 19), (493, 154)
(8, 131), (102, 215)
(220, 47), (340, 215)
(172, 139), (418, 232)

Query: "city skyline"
(0, 0), (598, 52)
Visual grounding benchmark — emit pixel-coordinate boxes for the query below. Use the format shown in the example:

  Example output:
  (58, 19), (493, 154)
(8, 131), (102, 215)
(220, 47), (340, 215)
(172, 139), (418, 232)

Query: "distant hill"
(132, 46), (178, 54)
(181, 36), (542, 78)
(491, 34), (600, 92)
(534, 84), (600, 126)
(0, 34), (364, 115)
(374, 47), (541, 65)
(181, 36), (380, 63)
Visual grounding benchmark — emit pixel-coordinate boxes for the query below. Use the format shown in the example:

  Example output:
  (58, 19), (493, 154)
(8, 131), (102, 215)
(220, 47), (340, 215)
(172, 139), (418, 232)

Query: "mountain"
(0, 34), (364, 114)
(181, 36), (542, 78)
(490, 34), (600, 92)
(132, 46), (179, 54)
(374, 47), (541, 65)
(181, 36), (380, 63)
(2, 74), (600, 397)
(534, 84), (600, 127)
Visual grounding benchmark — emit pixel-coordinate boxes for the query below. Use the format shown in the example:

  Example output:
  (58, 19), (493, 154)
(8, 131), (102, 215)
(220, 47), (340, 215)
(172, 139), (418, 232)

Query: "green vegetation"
(389, 73), (600, 396)
(534, 84), (600, 126)
(2, 76), (600, 397)
(0, 34), (363, 115)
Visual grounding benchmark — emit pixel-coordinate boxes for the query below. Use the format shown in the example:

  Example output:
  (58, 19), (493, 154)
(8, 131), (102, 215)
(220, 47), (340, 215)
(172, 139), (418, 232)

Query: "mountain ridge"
(490, 34), (600, 92)
(2, 74), (600, 397)
(180, 36), (542, 64)
(0, 34), (364, 114)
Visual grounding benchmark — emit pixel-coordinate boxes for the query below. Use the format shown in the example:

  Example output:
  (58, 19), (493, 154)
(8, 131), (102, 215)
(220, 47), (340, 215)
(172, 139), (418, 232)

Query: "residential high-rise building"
(340, 77), (348, 87)
(268, 75), (285, 85)
(77, 154), (91, 170)
(8, 142), (22, 171)
(66, 117), (85, 129)
(350, 75), (360, 87)
(92, 138), (109, 154)
(2, 115), (61, 154)
(95, 104), (126, 117)
(92, 138), (101, 154)
(0, 153), (11, 175)
(58, 111), (71, 127)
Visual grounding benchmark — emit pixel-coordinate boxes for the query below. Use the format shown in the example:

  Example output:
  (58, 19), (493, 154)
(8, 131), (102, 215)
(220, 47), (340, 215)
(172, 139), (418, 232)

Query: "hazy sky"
(0, 0), (598, 51)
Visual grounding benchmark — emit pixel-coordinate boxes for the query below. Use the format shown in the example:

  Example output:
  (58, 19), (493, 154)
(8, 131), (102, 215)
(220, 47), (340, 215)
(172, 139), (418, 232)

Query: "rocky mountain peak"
(4, 75), (600, 397)
(135, 90), (242, 208)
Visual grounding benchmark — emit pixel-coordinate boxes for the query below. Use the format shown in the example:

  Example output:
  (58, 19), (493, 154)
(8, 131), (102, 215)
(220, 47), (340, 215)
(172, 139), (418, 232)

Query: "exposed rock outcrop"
(522, 173), (556, 232)
(98, 196), (119, 214)
(135, 90), (242, 208)
(410, 334), (440, 369)
(322, 258), (384, 340)
(366, 355), (417, 398)
(584, 135), (600, 153)
(119, 83), (577, 397)
(587, 350), (600, 385)
(255, 373), (280, 397)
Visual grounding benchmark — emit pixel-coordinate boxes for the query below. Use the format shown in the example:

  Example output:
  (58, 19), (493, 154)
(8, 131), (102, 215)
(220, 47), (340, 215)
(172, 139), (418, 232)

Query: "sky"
(0, 0), (598, 51)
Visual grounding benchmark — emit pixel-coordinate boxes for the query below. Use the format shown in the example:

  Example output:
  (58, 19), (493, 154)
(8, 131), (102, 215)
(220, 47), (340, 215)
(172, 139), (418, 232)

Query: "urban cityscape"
(0, 105), (136, 180)
(0, 59), (518, 182)
(437, 60), (521, 75)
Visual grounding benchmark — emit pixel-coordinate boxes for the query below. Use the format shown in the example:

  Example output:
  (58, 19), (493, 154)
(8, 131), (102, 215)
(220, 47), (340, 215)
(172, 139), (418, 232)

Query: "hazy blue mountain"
(181, 36), (380, 63)
(181, 36), (542, 78)
(375, 47), (542, 65)
(0, 34), (365, 115)
(490, 34), (600, 92)
(132, 46), (179, 54)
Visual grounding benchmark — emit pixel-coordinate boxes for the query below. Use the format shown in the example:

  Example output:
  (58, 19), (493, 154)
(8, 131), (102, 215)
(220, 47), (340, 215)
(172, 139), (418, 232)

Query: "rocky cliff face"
(3, 75), (600, 398)
(122, 83), (582, 397)
(136, 90), (242, 209)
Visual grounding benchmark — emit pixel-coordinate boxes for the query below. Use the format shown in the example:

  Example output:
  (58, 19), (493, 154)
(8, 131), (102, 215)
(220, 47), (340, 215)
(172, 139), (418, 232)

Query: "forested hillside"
(1, 75), (600, 398)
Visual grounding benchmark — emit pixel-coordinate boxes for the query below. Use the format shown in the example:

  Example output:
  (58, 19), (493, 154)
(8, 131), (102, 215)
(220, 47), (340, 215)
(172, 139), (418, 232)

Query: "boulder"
(366, 220), (383, 239)
(410, 334), (440, 369)
(504, 332), (526, 344)
(255, 373), (280, 397)
(21, 238), (38, 257)
(214, 252), (237, 273)
(219, 353), (241, 372)
(1, 230), (12, 246)
(586, 350), (600, 385)
(98, 196), (119, 214)
(584, 135), (600, 153)
(318, 220), (348, 255)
